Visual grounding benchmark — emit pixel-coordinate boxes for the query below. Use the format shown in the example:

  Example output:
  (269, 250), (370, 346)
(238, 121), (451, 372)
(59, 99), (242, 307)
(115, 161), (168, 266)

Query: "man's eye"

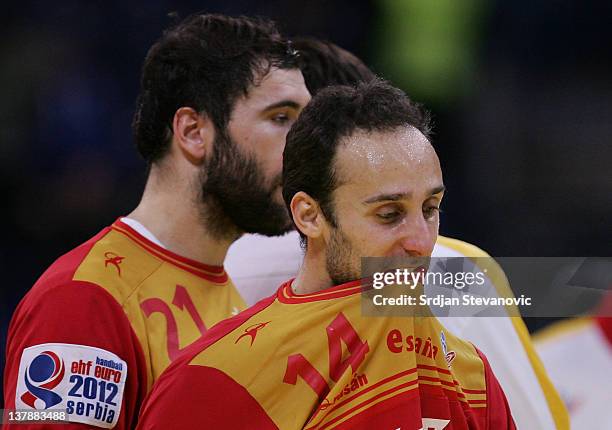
(271, 112), (290, 124)
(423, 206), (441, 219)
(377, 212), (400, 222)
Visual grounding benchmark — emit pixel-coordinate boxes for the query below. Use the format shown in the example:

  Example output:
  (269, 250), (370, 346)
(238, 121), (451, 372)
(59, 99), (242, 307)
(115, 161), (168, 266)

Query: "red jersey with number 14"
(137, 280), (515, 429)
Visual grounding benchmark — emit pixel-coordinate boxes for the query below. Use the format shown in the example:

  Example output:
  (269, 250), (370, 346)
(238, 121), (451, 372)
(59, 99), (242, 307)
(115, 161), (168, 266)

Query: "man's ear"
(290, 192), (326, 241)
(172, 107), (215, 165)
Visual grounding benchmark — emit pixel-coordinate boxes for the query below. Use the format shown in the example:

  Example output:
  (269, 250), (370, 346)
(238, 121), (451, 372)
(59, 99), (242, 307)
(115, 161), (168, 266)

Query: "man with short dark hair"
(3, 14), (310, 429)
(137, 80), (515, 429)
(226, 38), (567, 429)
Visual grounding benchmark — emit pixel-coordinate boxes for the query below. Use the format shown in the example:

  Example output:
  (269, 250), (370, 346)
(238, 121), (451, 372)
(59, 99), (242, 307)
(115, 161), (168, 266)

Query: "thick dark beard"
(199, 131), (293, 240)
(325, 226), (359, 286)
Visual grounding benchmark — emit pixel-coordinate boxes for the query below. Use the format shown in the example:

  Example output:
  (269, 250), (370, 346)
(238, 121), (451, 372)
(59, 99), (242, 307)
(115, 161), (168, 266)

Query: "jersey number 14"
(283, 312), (369, 398)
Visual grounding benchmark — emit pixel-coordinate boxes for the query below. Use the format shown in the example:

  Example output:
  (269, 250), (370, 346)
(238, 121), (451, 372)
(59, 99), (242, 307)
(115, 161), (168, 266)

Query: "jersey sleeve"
(3, 280), (148, 429)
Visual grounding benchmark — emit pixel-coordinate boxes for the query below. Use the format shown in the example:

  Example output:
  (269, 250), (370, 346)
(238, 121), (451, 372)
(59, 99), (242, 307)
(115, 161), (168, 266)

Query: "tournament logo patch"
(16, 343), (127, 429)
(21, 350), (65, 409)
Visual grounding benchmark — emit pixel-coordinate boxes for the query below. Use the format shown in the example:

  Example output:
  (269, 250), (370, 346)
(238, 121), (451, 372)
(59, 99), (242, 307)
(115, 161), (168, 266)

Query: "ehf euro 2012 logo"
(21, 351), (66, 409)
(17, 343), (128, 428)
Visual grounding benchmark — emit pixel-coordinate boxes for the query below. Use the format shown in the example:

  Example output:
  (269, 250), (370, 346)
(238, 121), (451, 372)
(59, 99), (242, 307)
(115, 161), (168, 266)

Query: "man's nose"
(396, 214), (434, 257)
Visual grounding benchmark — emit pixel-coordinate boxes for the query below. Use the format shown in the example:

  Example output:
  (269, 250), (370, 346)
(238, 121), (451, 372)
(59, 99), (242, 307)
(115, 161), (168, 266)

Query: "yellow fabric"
(191, 284), (488, 429)
(532, 317), (593, 345)
(73, 223), (246, 391)
(437, 235), (570, 430)
(509, 317), (570, 430)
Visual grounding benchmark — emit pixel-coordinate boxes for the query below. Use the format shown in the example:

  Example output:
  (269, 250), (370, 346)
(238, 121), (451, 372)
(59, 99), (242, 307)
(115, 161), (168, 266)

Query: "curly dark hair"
(132, 14), (298, 163)
(283, 79), (432, 240)
(292, 37), (376, 95)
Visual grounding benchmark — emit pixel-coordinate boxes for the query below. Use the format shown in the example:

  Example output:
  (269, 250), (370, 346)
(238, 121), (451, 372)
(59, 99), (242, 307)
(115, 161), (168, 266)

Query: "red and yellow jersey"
(3, 219), (246, 429)
(138, 280), (515, 430)
(227, 232), (569, 429)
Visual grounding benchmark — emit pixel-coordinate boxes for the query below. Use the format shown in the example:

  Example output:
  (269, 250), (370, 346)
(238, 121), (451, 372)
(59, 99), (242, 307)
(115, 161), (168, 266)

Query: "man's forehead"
(331, 125), (442, 200)
(336, 126), (435, 173)
(245, 67), (310, 107)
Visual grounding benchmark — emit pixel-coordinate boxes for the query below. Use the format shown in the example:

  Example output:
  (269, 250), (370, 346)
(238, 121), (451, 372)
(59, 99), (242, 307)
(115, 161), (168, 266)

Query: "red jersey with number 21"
(4, 219), (245, 429)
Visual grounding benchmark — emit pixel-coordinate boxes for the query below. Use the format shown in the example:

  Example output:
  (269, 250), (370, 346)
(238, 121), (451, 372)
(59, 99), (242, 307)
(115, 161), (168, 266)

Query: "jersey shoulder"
(26, 221), (165, 309)
(186, 294), (278, 366)
(69, 222), (165, 306)
(5, 253), (149, 429)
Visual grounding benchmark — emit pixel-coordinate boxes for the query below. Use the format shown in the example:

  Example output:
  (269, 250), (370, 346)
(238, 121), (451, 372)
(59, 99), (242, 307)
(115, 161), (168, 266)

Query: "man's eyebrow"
(363, 192), (411, 204)
(430, 185), (446, 196)
(362, 185), (445, 205)
(262, 100), (302, 112)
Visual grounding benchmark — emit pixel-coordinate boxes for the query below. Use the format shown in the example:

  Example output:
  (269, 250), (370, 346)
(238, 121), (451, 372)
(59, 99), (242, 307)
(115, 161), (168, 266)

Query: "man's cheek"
(351, 237), (375, 258)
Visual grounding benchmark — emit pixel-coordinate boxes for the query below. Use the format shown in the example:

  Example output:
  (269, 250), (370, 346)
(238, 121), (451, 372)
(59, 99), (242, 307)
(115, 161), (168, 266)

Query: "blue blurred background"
(2, 0), (611, 406)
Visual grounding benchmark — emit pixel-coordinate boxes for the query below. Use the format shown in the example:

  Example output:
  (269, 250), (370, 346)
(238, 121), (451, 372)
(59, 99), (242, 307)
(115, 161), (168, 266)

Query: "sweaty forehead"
(335, 126), (438, 183)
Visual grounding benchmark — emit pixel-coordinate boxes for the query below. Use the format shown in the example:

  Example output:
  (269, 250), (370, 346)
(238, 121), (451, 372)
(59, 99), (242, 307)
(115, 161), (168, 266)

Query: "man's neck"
(291, 244), (334, 295)
(128, 175), (238, 267)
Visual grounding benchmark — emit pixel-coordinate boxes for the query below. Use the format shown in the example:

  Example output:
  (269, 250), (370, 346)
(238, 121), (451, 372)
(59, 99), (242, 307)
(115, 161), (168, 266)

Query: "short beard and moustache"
(201, 128), (360, 285)
(199, 130), (293, 240)
(325, 223), (360, 286)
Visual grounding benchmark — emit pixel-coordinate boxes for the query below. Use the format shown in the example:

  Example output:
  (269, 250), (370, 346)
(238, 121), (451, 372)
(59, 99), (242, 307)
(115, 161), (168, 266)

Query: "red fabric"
(137, 366), (277, 430)
(325, 389), (483, 430)
(277, 279), (364, 304)
(3, 228), (148, 429)
(595, 316), (612, 347)
(475, 347), (516, 429)
(595, 292), (612, 347)
(307, 376), (488, 429)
